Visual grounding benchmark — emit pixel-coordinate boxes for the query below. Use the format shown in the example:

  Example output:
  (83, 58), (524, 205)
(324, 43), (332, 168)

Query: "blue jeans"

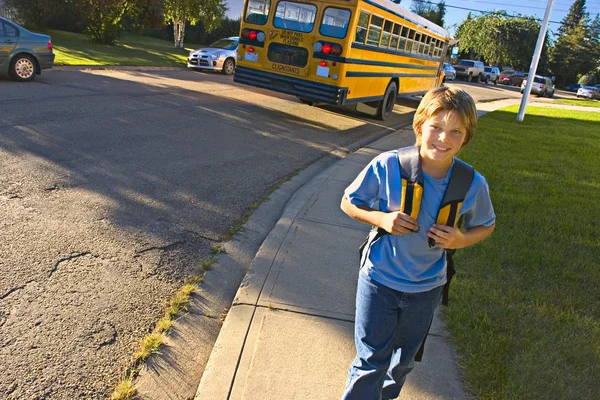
(342, 272), (443, 400)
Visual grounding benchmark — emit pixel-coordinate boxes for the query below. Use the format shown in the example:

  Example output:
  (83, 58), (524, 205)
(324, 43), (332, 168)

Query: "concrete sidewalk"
(194, 99), (519, 400)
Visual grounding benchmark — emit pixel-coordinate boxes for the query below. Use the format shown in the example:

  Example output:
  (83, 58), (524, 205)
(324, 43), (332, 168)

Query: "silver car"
(442, 63), (456, 82)
(188, 37), (238, 75)
(520, 75), (555, 98)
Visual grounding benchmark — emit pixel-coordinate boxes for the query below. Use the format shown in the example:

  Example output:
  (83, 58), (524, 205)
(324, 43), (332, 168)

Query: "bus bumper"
(234, 66), (348, 105)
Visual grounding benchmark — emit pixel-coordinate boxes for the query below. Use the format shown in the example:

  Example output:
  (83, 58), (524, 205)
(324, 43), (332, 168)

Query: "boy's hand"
(428, 224), (466, 249)
(380, 212), (419, 235)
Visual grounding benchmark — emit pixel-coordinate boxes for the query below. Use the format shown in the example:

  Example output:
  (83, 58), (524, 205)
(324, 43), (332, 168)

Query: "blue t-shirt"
(345, 150), (496, 293)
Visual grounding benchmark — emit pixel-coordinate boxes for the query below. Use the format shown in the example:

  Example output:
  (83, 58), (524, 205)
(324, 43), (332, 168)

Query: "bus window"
(381, 20), (393, 48)
(405, 29), (414, 52)
(320, 7), (351, 39)
(390, 24), (400, 49)
(274, 1), (317, 32)
(355, 11), (369, 43)
(412, 32), (421, 53)
(367, 15), (383, 46)
(399, 26), (408, 51)
(422, 35), (430, 55)
(245, 0), (271, 25)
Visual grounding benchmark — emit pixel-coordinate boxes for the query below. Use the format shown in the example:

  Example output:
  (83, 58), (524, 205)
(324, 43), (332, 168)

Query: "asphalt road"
(0, 69), (538, 399)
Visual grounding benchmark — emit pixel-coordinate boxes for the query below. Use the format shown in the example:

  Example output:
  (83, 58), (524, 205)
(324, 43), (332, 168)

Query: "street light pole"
(517, 0), (555, 122)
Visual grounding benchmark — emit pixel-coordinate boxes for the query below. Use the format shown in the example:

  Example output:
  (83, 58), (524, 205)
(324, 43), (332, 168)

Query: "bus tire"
(297, 97), (314, 106)
(377, 81), (397, 121)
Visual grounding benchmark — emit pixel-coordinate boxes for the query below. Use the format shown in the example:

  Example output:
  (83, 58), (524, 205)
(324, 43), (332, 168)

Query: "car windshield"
(458, 60), (474, 66)
(209, 39), (237, 50)
(583, 86), (596, 90)
(484, 67), (492, 72)
(534, 77), (545, 83)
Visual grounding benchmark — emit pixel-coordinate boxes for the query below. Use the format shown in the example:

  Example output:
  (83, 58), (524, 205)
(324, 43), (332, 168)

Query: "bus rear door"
(261, 0), (319, 78)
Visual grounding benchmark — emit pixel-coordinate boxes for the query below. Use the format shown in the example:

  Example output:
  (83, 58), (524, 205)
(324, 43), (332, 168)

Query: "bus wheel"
(377, 81), (397, 121)
(297, 97), (314, 106)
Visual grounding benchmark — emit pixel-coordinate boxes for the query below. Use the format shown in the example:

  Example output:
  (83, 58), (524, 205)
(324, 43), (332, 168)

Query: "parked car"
(0, 17), (54, 82)
(520, 75), (555, 97)
(565, 84), (584, 92)
(442, 63), (456, 82)
(576, 86), (600, 100)
(188, 37), (238, 75)
(498, 69), (514, 84)
(501, 71), (527, 86)
(483, 66), (500, 85)
(452, 59), (485, 82)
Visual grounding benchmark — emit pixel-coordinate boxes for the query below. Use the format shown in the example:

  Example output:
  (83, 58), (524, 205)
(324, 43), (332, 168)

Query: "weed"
(111, 377), (136, 400)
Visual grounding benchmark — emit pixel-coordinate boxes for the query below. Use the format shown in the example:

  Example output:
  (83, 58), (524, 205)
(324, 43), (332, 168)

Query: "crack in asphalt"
(0, 284), (27, 300)
(135, 241), (184, 255)
(48, 252), (92, 277)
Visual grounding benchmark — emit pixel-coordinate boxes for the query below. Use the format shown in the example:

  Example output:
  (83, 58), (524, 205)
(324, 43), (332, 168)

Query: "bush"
(578, 72), (598, 86)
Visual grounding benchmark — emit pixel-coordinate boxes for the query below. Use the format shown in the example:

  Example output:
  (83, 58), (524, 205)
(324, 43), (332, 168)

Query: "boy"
(340, 86), (496, 400)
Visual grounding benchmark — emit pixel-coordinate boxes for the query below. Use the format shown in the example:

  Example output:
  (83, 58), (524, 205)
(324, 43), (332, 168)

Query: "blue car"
(565, 84), (583, 92)
(0, 17), (55, 81)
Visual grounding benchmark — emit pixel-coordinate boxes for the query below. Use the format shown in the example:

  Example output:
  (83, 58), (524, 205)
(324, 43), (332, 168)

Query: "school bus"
(233, 0), (450, 120)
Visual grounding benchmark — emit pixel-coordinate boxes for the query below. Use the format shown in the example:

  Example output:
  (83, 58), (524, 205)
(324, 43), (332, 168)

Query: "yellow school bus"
(234, 0), (450, 120)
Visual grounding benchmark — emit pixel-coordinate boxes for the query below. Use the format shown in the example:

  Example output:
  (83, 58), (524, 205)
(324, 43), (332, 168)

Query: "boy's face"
(419, 110), (467, 167)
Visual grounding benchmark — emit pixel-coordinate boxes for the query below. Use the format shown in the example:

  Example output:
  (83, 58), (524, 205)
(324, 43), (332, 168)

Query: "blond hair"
(412, 86), (478, 147)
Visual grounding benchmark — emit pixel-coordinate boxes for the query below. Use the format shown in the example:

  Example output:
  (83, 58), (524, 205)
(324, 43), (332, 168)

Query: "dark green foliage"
(410, 0), (446, 26)
(144, 17), (240, 45)
(549, 1), (599, 85)
(456, 12), (548, 71)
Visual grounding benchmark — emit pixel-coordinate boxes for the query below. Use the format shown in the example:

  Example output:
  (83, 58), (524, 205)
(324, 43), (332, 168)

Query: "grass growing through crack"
(224, 171), (300, 241)
(111, 274), (204, 399)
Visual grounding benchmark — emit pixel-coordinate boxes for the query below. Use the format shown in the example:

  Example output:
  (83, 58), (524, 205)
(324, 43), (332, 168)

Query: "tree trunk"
(173, 16), (186, 49)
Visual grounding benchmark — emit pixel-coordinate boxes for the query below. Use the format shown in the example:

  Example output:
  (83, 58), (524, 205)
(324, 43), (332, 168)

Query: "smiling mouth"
(433, 144), (450, 152)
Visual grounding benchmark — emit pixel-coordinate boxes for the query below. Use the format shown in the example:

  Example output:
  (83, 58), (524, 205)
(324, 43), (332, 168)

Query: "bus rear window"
(274, 1), (317, 33)
(245, 0), (271, 25)
(320, 7), (351, 39)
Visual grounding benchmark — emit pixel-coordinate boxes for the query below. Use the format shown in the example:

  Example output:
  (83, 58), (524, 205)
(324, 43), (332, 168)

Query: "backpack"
(357, 145), (474, 361)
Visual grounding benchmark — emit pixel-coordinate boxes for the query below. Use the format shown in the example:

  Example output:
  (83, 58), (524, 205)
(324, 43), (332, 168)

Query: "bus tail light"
(248, 47), (255, 53)
(314, 41), (343, 56)
(319, 61), (327, 67)
(241, 28), (264, 42)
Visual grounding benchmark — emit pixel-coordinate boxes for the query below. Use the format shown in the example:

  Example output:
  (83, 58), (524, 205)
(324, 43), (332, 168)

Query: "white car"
(188, 37), (239, 75)
(520, 75), (555, 98)
(483, 66), (500, 85)
(576, 86), (600, 100)
(442, 63), (456, 82)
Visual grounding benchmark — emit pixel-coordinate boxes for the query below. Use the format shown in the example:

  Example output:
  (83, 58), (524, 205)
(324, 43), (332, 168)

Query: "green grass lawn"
(553, 98), (600, 108)
(46, 30), (204, 66)
(445, 105), (600, 399)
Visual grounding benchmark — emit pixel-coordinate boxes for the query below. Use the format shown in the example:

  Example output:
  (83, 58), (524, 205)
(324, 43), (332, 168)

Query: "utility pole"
(517, 0), (555, 122)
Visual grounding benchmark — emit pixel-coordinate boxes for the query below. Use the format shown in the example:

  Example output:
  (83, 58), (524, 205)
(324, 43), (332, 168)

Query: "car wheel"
(538, 90), (546, 97)
(548, 91), (554, 98)
(377, 81), (398, 121)
(467, 73), (472, 82)
(494, 79), (498, 85)
(10, 54), (37, 82)
(222, 58), (235, 75)
(484, 76), (489, 84)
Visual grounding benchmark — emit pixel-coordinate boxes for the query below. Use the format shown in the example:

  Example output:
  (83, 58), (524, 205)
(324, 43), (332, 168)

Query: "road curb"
(52, 65), (188, 72)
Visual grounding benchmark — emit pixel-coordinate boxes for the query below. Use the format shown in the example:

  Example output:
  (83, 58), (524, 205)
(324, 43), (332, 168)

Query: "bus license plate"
(245, 52), (258, 62)
(316, 66), (329, 78)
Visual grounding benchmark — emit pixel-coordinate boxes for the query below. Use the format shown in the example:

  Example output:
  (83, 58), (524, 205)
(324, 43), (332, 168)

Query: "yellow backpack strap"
(397, 146), (424, 221)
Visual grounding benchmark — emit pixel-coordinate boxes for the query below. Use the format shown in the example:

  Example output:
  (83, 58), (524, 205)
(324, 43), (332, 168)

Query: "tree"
(549, 1), (597, 85)
(455, 12), (547, 70)
(558, 0), (588, 35)
(410, 0), (446, 26)
(80, 0), (130, 44)
(163, 0), (227, 48)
